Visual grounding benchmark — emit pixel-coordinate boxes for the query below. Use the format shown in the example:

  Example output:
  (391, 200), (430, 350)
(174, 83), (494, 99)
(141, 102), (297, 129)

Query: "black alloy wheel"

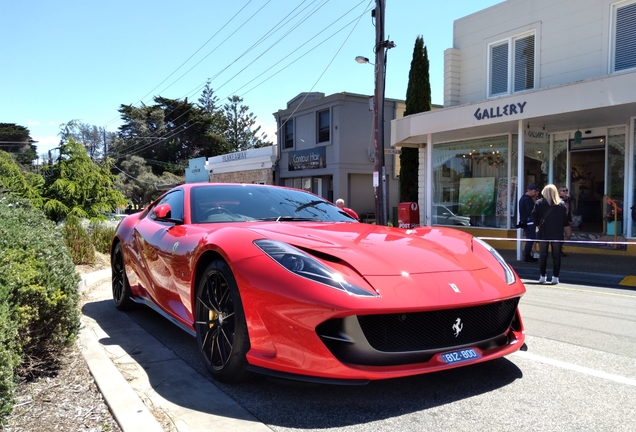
(195, 260), (251, 383)
(111, 243), (134, 311)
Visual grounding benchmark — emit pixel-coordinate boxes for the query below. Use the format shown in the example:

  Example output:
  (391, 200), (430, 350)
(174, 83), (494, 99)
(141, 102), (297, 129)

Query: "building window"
(317, 109), (330, 143)
(283, 119), (294, 149)
(488, 32), (535, 97)
(612, 1), (636, 73)
(432, 136), (510, 228)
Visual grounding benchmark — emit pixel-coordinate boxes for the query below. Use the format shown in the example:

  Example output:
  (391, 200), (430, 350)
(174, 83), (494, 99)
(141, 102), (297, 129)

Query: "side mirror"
(153, 203), (171, 219)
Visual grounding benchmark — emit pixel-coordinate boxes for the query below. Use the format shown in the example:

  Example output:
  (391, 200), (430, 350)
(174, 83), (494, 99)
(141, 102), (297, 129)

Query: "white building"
(392, 0), (636, 244)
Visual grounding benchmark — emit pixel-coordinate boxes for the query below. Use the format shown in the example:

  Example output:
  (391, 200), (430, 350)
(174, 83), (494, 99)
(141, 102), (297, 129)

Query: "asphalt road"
(87, 279), (636, 432)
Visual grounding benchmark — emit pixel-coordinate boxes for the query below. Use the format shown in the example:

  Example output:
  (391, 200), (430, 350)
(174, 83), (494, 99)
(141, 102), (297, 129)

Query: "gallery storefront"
(392, 71), (636, 244)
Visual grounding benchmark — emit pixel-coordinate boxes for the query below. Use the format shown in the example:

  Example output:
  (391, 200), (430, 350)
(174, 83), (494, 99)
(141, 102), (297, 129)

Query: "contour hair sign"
(474, 101), (527, 121)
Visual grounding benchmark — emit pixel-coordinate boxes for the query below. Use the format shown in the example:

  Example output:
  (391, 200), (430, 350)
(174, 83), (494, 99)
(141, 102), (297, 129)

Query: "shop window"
(553, 136), (569, 189)
(432, 136), (510, 228)
(488, 32), (535, 97)
(283, 118), (294, 149)
(632, 118), (636, 237)
(612, 1), (636, 73)
(607, 127), (626, 235)
(317, 110), (330, 143)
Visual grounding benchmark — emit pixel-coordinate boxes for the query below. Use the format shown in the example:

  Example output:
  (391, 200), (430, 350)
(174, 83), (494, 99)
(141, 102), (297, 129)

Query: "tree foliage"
(113, 96), (227, 175)
(197, 80), (227, 134)
(0, 151), (44, 206)
(59, 120), (116, 162)
(115, 156), (185, 208)
(0, 123), (37, 167)
(40, 139), (127, 222)
(113, 155), (184, 208)
(222, 96), (272, 152)
(400, 36), (431, 202)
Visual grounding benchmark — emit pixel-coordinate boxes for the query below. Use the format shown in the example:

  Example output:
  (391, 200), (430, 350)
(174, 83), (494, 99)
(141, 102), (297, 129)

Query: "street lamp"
(356, 0), (395, 226)
(354, 56), (373, 65)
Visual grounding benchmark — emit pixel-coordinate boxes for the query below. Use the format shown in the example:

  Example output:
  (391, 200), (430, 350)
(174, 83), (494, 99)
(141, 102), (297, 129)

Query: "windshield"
(190, 185), (356, 224)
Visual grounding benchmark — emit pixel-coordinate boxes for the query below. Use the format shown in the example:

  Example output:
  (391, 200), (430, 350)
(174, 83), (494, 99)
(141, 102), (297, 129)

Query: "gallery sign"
(288, 147), (326, 171)
(524, 128), (549, 144)
(473, 102), (527, 121)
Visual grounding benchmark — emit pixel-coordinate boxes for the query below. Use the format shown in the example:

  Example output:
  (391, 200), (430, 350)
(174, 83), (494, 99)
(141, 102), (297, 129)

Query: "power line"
(112, 1), (371, 161)
(101, 1), (259, 129)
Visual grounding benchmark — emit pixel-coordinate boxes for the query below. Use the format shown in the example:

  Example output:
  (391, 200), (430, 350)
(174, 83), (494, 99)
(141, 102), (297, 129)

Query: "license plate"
(439, 348), (480, 364)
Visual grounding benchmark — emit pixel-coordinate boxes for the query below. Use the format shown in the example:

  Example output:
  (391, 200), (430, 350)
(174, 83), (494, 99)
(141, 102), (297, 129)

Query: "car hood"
(248, 223), (488, 277)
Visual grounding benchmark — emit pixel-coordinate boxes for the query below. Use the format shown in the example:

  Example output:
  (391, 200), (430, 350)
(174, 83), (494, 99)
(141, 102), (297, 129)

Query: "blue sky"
(0, 0), (502, 157)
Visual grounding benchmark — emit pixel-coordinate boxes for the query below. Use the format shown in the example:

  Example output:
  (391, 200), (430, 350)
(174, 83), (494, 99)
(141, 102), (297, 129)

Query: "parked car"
(433, 204), (471, 226)
(111, 183), (525, 384)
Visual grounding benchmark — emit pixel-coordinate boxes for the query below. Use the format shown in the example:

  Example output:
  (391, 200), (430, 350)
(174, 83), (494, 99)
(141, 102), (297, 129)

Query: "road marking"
(534, 284), (636, 299)
(512, 351), (636, 387)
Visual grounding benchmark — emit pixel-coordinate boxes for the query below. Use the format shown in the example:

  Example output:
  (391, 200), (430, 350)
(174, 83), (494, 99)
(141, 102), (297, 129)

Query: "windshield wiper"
(255, 216), (321, 222)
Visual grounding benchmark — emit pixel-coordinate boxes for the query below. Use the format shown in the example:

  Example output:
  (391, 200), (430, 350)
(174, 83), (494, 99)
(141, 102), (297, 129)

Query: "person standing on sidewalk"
(532, 184), (569, 285)
(519, 184), (539, 262)
(559, 186), (573, 256)
(335, 198), (359, 221)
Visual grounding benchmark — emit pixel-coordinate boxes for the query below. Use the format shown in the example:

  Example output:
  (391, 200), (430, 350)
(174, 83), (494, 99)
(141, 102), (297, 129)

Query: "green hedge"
(0, 196), (80, 419)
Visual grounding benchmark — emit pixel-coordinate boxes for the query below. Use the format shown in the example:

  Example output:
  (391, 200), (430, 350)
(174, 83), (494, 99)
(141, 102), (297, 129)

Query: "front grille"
(357, 298), (519, 352)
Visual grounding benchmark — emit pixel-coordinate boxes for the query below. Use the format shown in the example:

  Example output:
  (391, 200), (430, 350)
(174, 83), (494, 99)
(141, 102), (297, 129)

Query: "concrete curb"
(78, 269), (111, 293)
(77, 272), (164, 432)
(77, 327), (164, 432)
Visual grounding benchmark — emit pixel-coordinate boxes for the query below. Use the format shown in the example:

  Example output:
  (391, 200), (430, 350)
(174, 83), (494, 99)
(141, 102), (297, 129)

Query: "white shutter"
(615, 2), (636, 72)
(490, 42), (509, 96)
(514, 34), (535, 92)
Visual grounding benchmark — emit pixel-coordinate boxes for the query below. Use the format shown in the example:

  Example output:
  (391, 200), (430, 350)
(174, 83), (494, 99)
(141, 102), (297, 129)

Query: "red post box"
(398, 202), (420, 229)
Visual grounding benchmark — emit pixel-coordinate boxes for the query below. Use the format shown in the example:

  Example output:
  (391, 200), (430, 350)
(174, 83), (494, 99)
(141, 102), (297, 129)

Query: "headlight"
(472, 237), (516, 285)
(254, 240), (378, 297)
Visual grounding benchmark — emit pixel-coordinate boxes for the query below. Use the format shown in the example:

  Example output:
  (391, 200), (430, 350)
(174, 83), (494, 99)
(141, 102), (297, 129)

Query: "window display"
(433, 136), (509, 227)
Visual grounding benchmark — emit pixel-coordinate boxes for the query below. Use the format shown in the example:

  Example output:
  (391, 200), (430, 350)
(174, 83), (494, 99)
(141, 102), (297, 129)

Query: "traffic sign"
(384, 148), (401, 155)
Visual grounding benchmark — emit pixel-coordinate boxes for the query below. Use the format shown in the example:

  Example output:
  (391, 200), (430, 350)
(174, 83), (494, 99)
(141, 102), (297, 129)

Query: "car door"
(133, 189), (189, 318)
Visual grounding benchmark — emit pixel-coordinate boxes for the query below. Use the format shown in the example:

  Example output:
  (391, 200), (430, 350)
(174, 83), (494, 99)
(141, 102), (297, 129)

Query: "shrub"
(88, 222), (116, 255)
(0, 301), (18, 418)
(0, 195), (80, 419)
(63, 215), (95, 265)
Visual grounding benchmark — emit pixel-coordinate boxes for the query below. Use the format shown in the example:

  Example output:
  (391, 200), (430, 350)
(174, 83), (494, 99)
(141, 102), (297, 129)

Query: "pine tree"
(400, 36), (431, 202)
(222, 96), (272, 152)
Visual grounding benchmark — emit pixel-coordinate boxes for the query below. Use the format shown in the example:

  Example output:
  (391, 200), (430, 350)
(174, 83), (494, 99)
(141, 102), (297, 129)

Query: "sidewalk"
(76, 271), (271, 432)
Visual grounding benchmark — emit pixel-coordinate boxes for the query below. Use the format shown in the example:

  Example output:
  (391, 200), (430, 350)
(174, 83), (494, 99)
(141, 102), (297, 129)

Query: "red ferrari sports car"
(111, 183), (526, 384)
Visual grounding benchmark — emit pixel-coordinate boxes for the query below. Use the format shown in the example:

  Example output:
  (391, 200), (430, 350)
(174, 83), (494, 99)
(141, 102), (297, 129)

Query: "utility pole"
(373, 0), (395, 225)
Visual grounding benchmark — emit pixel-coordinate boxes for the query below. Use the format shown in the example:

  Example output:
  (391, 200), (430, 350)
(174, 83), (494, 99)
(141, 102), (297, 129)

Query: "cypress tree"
(400, 36), (431, 202)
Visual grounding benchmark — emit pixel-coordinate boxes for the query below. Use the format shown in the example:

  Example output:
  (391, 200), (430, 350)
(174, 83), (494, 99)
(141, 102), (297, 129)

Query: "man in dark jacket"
(519, 184), (539, 262)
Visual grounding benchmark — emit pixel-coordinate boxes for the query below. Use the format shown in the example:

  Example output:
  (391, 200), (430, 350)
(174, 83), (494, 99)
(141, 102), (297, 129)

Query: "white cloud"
(27, 119), (41, 126)
(32, 135), (60, 156)
(258, 121), (278, 144)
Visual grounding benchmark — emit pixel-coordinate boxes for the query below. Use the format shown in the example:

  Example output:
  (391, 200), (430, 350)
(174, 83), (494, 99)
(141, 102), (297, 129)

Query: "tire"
(111, 243), (134, 311)
(195, 260), (251, 383)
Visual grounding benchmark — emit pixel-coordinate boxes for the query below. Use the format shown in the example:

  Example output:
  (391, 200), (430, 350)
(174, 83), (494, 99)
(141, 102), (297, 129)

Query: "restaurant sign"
(288, 147), (326, 171)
